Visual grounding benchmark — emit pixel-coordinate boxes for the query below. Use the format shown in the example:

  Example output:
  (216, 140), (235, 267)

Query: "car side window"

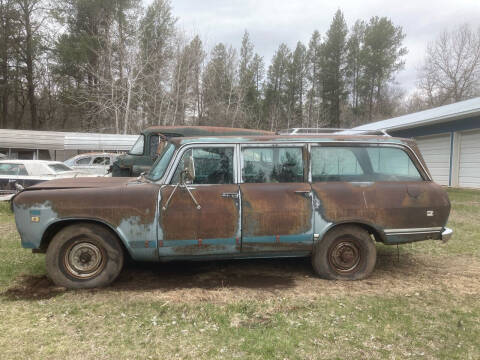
(366, 147), (422, 180)
(242, 147), (304, 183)
(311, 146), (423, 182)
(150, 135), (159, 157)
(311, 147), (363, 182)
(171, 147), (234, 184)
(93, 157), (110, 165)
(76, 157), (91, 165)
(0, 163), (28, 175)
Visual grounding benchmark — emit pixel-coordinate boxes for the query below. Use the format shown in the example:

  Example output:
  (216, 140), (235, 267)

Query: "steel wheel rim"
(328, 238), (361, 274)
(64, 240), (106, 279)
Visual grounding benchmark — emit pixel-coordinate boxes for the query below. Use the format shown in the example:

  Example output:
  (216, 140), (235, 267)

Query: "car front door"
(158, 145), (241, 257)
(239, 145), (314, 254)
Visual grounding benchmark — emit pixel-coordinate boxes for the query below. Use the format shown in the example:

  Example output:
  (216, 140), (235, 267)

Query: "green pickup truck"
(111, 126), (272, 177)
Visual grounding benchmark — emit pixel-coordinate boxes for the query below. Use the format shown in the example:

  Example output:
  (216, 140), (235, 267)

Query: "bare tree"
(418, 24), (480, 106)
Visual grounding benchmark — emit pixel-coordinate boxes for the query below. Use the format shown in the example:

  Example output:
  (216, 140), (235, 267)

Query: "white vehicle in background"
(64, 153), (118, 176)
(0, 160), (95, 200)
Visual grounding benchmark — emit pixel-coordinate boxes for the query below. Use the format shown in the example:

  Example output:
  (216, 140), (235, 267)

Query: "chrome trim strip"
(384, 227), (443, 235)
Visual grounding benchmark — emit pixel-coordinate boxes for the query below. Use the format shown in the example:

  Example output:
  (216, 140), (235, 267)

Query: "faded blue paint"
(242, 234), (312, 244)
(311, 193), (333, 243)
(14, 201), (58, 250)
(116, 216), (158, 261)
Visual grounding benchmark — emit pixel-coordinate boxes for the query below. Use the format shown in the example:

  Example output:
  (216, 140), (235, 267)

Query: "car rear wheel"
(46, 223), (124, 289)
(312, 225), (376, 280)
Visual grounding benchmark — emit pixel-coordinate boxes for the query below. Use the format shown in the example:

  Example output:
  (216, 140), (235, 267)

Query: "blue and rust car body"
(12, 134), (452, 263)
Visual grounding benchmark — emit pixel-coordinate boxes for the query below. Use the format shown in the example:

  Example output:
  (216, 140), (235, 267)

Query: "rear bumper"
(441, 227), (453, 243)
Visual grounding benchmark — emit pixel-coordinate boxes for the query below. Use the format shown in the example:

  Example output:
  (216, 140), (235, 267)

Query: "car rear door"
(239, 144), (313, 254)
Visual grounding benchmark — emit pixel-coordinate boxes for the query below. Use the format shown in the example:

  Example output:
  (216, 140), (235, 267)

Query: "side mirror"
(181, 154), (195, 184)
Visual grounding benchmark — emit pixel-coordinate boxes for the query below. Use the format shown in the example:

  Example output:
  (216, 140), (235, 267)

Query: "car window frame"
(165, 143), (239, 185)
(307, 142), (429, 183)
(239, 143), (307, 184)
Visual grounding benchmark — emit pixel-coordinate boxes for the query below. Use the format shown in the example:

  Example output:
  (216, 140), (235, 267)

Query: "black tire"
(46, 223), (124, 289)
(312, 225), (376, 280)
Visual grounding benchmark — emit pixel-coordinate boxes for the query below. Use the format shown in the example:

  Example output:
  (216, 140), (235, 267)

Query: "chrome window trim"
(158, 140), (432, 184)
(308, 142), (431, 181)
(164, 143), (238, 185)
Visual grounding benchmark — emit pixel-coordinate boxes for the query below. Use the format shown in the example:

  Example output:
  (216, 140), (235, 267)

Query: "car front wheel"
(312, 225), (376, 280)
(46, 223), (124, 289)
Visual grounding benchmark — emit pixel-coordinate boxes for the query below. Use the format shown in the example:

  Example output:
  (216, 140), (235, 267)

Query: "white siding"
(416, 134), (451, 186)
(458, 130), (480, 188)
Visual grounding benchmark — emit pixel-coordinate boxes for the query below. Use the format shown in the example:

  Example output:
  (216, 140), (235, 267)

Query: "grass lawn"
(0, 189), (479, 359)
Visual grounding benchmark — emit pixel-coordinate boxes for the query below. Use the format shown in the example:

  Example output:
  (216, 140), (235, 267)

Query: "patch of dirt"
(4, 247), (480, 303)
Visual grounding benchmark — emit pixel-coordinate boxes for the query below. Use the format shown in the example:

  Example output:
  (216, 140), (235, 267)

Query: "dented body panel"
(12, 133), (452, 265)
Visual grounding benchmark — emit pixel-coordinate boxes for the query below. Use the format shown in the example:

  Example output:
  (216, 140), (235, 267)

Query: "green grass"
(0, 202), (44, 290)
(0, 189), (479, 359)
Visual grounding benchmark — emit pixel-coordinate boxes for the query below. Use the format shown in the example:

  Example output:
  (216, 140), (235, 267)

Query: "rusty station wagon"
(12, 131), (452, 288)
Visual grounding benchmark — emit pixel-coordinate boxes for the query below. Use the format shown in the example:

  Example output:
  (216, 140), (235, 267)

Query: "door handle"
(221, 192), (239, 198)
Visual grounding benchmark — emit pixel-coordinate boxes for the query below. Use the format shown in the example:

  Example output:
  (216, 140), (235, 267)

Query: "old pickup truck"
(110, 126), (273, 177)
(12, 132), (452, 288)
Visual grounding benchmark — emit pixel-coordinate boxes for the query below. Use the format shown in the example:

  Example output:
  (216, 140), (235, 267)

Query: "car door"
(91, 156), (111, 175)
(239, 144), (313, 253)
(158, 144), (241, 257)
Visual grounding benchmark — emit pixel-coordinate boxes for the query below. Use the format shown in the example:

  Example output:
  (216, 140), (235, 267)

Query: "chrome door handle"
(221, 192), (239, 198)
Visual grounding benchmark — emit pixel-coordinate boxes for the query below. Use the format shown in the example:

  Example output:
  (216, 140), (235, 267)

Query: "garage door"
(458, 130), (480, 188)
(416, 134), (451, 186)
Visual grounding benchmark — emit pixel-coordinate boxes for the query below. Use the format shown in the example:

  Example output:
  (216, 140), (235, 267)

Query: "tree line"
(1, 0), (479, 134)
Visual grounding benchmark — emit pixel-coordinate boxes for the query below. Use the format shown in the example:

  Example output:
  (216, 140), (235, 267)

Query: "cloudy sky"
(168, 0), (480, 93)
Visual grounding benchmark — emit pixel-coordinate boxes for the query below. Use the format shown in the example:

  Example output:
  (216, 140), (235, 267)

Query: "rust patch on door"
(240, 183), (312, 237)
(159, 185), (240, 241)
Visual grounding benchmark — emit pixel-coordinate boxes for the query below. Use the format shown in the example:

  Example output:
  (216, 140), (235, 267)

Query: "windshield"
(129, 135), (145, 155)
(147, 143), (175, 181)
(49, 164), (73, 173)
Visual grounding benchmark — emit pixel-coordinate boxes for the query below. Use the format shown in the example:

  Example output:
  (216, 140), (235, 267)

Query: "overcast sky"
(166, 0), (480, 94)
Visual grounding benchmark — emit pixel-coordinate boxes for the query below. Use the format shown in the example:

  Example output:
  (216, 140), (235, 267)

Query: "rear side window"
(93, 157), (110, 165)
(76, 157), (91, 165)
(311, 146), (422, 182)
(242, 147), (304, 183)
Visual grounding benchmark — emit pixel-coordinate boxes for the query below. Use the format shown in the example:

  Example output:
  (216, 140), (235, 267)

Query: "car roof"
(168, 134), (415, 147)
(71, 152), (117, 158)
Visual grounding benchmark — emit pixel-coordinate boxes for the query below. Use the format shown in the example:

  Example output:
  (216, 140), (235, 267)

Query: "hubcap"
(328, 239), (361, 273)
(64, 241), (105, 279)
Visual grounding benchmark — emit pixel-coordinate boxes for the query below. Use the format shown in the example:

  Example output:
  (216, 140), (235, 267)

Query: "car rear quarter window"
(311, 146), (423, 182)
(242, 147), (304, 183)
(76, 157), (91, 165)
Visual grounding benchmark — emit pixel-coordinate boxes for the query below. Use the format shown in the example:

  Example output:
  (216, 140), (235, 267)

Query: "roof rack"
(277, 128), (391, 136)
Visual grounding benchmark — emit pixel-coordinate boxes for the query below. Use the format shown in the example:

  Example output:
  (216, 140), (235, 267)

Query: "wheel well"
(324, 222), (385, 243)
(40, 220), (130, 258)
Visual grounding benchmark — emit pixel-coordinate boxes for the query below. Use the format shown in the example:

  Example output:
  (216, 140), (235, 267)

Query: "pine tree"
(318, 10), (348, 128)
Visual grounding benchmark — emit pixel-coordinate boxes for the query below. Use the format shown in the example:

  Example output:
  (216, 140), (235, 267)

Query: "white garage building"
(353, 97), (480, 188)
